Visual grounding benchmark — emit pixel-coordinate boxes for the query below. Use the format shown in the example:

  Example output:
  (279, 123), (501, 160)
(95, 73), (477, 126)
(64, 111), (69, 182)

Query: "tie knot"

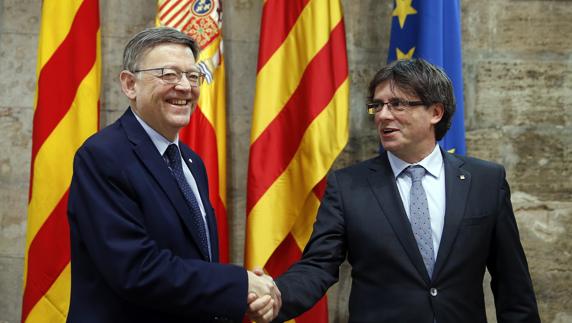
(406, 165), (426, 182)
(165, 144), (181, 167)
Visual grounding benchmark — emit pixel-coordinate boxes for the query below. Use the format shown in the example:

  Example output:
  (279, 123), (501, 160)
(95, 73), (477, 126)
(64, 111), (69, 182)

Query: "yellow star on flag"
(396, 47), (415, 59)
(393, 0), (417, 29)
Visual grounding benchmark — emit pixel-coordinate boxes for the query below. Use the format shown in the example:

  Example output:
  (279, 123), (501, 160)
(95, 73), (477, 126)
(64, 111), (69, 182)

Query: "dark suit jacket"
(275, 150), (540, 323)
(67, 108), (247, 323)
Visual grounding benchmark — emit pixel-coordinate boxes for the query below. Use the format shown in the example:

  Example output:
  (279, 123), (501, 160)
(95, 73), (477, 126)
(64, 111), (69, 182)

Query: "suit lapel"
(367, 154), (431, 283)
(121, 108), (210, 261)
(433, 150), (471, 279)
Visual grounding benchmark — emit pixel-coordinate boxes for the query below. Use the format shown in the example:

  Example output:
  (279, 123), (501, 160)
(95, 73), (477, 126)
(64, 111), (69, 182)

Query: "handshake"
(246, 268), (282, 323)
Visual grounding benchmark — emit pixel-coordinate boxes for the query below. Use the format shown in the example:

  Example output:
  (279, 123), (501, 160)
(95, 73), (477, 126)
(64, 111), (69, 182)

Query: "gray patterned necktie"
(164, 144), (210, 260)
(406, 165), (435, 278)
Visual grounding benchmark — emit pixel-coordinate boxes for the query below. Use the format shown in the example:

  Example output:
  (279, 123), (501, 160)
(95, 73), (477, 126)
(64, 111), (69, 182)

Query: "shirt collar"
(387, 144), (444, 179)
(132, 110), (179, 156)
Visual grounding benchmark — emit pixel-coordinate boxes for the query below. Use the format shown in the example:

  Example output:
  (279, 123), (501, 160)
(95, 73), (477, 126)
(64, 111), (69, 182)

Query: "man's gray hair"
(122, 27), (200, 72)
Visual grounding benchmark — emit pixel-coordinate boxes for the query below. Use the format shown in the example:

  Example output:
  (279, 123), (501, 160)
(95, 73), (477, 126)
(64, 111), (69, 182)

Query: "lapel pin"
(188, 158), (193, 164)
(459, 175), (465, 180)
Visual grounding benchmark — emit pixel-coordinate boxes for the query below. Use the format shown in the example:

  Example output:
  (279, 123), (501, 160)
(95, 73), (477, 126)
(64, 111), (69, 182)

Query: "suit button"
(430, 287), (438, 296)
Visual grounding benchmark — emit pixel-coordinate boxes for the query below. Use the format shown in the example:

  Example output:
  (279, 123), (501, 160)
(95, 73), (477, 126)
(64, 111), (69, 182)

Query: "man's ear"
(120, 70), (137, 100)
(430, 103), (444, 125)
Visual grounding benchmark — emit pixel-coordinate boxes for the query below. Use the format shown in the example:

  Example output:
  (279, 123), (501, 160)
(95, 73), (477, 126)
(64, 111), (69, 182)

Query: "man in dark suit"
(273, 59), (540, 322)
(67, 27), (277, 322)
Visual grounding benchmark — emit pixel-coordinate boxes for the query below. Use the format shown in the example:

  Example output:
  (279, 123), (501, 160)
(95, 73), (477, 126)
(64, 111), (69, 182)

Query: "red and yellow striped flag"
(21, 0), (100, 322)
(157, 0), (229, 262)
(245, 0), (349, 321)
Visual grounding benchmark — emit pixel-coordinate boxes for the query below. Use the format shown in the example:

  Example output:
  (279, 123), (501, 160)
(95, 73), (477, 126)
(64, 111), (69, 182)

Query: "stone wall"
(0, 0), (570, 322)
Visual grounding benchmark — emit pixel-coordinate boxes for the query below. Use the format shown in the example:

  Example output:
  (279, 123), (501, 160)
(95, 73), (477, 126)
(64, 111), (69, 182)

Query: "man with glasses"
(272, 59), (540, 322)
(67, 27), (278, 323)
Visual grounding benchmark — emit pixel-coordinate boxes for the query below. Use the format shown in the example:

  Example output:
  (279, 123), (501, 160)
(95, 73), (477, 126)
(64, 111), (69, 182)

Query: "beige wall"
(0, 0), (570, 322)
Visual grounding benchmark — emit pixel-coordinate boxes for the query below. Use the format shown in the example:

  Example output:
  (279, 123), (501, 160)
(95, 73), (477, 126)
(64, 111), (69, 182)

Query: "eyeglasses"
(133, 67), (206, 87)
(366, 98), (425, 115)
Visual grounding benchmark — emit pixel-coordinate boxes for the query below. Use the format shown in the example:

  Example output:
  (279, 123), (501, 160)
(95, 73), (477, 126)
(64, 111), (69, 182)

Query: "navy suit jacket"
(67, 108), (247, 322)
(275, 150), (540, 323)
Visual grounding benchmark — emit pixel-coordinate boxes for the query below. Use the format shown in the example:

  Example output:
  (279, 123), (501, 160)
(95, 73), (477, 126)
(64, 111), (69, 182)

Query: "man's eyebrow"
(162, 65), (201, 72)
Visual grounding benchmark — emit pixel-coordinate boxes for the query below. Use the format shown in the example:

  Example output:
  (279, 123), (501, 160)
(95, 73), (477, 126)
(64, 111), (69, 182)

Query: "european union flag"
(388, 0), (466, 155)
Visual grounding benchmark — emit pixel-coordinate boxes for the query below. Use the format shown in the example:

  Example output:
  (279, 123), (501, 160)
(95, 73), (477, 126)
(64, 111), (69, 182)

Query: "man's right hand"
(246, 270), (281, 322)
(247, 270), (275, 297)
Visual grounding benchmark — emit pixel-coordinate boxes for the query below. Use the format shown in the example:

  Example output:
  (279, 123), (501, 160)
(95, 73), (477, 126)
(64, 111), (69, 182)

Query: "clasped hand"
(246, 268), (282, 323)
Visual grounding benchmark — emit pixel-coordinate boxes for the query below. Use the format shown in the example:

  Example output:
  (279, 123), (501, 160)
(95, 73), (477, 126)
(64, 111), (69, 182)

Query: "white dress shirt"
(387, 145), (446, 260)
(133, 112), (211, 256)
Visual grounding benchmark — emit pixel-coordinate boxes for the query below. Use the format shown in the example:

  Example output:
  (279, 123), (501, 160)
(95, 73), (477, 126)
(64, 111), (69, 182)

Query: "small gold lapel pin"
(459, 175), (465, 180)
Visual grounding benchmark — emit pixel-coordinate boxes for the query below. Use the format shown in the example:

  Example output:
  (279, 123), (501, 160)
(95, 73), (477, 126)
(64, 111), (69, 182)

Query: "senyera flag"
(157, 0), (229, 263)
(245, 0), (349, 322)
(22, 0), (100, 322)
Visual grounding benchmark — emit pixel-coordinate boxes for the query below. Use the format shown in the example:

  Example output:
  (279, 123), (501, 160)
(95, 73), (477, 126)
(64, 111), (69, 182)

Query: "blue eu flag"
(388, 0), (466, 155)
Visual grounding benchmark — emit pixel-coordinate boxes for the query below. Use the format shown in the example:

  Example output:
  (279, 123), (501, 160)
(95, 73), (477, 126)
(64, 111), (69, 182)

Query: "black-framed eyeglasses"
(133, 67), (205, 87)
(366, 98), (426, 115)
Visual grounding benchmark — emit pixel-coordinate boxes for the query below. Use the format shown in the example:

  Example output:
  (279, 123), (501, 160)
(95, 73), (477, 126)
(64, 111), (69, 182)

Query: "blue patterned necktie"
(406, 165), (435, 278)
(164, 144), (210, 260)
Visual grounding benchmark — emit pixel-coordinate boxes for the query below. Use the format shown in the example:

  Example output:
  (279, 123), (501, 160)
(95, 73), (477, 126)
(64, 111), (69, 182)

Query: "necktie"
(406, 165), (435, 278)
(164, 144), (210, 260)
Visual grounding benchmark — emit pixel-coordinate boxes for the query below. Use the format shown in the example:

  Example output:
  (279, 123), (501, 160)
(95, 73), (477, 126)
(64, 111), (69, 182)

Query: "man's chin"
(170, 115), (192, 129)
(379, 141), (399, 154)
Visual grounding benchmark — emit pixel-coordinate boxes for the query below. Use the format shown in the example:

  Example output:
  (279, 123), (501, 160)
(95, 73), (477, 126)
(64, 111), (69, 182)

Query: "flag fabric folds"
(245, 0), (349, 321)
(157, 0), (229, 262)
(21, 0), (101, 322)
(388, 0), (466, 155)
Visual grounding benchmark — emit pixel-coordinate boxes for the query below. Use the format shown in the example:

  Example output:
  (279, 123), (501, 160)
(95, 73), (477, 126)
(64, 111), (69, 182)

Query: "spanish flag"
(157, 0), (229, 262)
(245, 0), (349, 321)
(21, 0), (100, 322)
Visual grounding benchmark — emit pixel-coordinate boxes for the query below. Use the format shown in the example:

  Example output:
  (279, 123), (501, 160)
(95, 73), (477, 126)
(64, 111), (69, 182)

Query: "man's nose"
(375, 104), (394, 120)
